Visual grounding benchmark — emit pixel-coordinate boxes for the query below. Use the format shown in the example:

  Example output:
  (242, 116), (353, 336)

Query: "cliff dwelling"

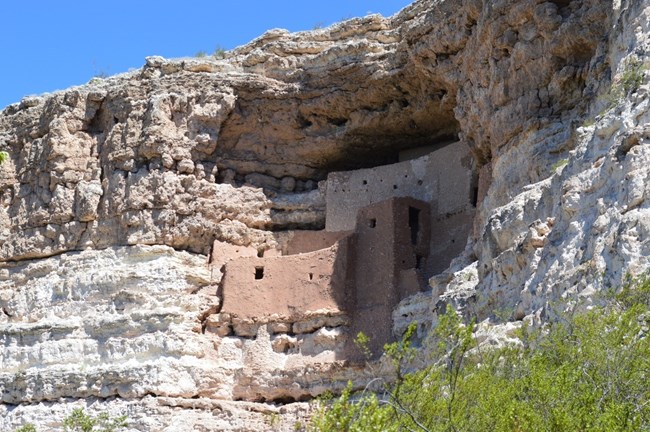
(2, 0), (641, 427)
(216, 140), (476, 359)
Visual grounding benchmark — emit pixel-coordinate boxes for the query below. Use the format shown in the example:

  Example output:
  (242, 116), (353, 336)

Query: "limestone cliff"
(1, 0), (649, 430)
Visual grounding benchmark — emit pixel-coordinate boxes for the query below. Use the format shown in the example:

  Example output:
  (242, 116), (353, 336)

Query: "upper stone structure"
(325, 141), (474, 231)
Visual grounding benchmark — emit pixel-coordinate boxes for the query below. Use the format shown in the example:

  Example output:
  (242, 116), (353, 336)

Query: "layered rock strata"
(1, 0), (649, 430)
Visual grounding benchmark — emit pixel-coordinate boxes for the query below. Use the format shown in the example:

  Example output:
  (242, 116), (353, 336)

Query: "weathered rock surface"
(1, 0), (649, 429)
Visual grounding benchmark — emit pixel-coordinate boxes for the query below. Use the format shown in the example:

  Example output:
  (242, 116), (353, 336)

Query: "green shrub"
(14, 408), (128, 432)
(213, 45), (227, 59)
(606, 58), (646, 106)
(63, 408), (127, 432)
(620, 59), (645, 94)
(311, 276), (650, 431)
(0, 151), (9, 164)
(551, 158), (568, 174)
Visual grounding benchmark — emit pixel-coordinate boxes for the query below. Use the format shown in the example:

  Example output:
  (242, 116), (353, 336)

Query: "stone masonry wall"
(325, 140), (474, 231)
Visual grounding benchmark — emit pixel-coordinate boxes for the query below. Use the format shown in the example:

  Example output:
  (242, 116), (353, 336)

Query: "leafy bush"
(14, 408), (127, 432)
(311, 277), (650, 431)
(63, 408), (127, 432)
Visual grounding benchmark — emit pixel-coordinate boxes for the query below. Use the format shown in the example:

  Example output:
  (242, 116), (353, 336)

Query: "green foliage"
(551, 158), (568, 174)
(582, 116), (596, 128)
(620, 58), (645, 94)
(384, 321), (418, 369)
(195, 50), (207, 58)
(13, 409), (127, 432)
(264, 412), (280, 429)
(62, 408), (127, 432)
(606, 58), (646, 106)
(309, 382), (393, 432)
(311, 277), (650, 432)
(213, 45), (227, 59)
(354, 331), (372, 360)
(0, 151), (9, 164)
(614, 272), (650, 309)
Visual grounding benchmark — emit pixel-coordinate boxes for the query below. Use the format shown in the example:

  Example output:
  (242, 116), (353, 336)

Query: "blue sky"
(0, 1), (411, 109)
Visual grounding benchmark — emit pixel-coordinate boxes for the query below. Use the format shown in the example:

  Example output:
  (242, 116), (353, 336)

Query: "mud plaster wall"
(281, 230), (352, 255)
(219, 242), (351, 322)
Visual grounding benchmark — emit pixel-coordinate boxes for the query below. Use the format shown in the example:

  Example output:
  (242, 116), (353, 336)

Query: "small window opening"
(470, 172), (479, 207)
(408, 206), (421, 246)
(362, 180), (367, 185)
(368, 218), (377, 228)
(393, 185), (398, 190)
(308, 273), (314, 280)
(257, 249), (264, 258)
(471, 187), (479, 207)
(255, 266), (264, 279)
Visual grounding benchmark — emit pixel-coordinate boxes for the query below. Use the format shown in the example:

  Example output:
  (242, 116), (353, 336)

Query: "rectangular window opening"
(255, 266), (264, 280)
(471, 187), (479, 207)
(408, 206), (421, 245)
(471, 172), (479, 207)
(308, 273), (314, 280)
(368, 218), (377, 228)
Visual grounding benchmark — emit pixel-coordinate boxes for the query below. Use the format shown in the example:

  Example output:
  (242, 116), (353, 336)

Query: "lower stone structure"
(218, 197), (431, 359)
(220, 242), (351, 323)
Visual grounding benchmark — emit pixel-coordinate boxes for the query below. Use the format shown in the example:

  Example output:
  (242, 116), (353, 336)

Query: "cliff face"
(1, 0), (649, 430)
